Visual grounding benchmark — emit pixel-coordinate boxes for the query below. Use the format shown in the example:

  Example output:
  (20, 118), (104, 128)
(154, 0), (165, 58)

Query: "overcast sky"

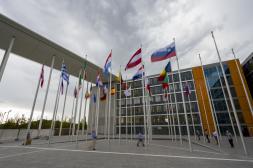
(0, 0), (253, 121)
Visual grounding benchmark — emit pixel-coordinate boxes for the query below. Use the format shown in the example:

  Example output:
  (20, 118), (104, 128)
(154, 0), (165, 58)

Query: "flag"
(124, 86), (131, 97)
(96, 73), (103, 87)
(60, 79), (64, 95)
(145, 77), (151, 96)
(103, 51), (112, 74)
(40, 65), (44, 88)
(151, 42), (176, 62)
(158, 69), (166, 81)
(165, 61), (172, 73)
(157, 61), (172, 81)
(111, 87), (116, 95)
(103, 84), (108, 95)
(125, 48), (142, 70)
(93, 94), (96, 103)
(132, 65), (144, 80)
(116, 71), (123, 84)
(162, 74), (169, 89)
(61, 64), (69, 84)
(74, 86), (77, 98)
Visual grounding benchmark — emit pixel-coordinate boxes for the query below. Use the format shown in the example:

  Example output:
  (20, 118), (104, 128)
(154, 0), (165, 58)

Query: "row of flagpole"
(24, 30), (252, 156)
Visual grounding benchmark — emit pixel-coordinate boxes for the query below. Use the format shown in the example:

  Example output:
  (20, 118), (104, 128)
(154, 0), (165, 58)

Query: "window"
(181, 71), (192, 81)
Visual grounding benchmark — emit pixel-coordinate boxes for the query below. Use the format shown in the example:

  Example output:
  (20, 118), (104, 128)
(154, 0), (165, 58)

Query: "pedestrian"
(137, 132), (145, 147)
(91, 130), (97, 150)
(204, 129), (210, 143)
(226, 130), (234, 148)
(196, 130), (201, 141)
(212, 131), (218, 145)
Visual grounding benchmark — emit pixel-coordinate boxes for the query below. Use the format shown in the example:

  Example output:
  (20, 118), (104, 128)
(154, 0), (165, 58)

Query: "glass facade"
(243, 54), (253, 98)
(115, 69), (203, 135)
(114, 61), (249, 136)
(204, 63), (246, 135)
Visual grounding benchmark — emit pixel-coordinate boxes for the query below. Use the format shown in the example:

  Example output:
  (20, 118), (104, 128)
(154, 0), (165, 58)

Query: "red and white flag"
(125, 48), (142, 70)
(40, 65), (44, 88)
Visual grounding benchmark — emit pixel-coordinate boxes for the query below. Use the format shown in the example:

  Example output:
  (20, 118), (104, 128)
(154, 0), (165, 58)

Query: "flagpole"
(216, 66), (237, 142)
(164, 90), (171, 140)
(188, 92), (197, 140)
(104, 85), (109, 138)
(38, 56), (55, 137)
(211, 31), (247, 155)
(96, 87), (101, 134)
(141, 69), (147, 145)
(199, 84), (211, 137)
(198, 54), (221, 151)
(108, 50), (112, 142)
(169, 89), (177, 141)
(76, 73), (85, 144)
(69, 94), (75, 137)
(205, 76), (222, 140)
(119, 66), (122, 143)
(82, 82), (89, 136)
(171, 72), (182, 144)
(125, 76), (128, 142)
(59, 82), (69, 136)
(72, 70), (82, 141)
(167, 89), (173, 141)
(232, 48), (253, 117)
(192, 78), (205, 142)
(26, 64), (43, 144)
(113, 83), (116, 140)
(130, 81), (133, 141)
(49, 62), (63, 144)
(174, 38), (192, 151)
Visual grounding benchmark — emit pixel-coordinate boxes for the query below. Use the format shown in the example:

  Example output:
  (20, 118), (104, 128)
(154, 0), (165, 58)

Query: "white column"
(38, 56), (55, 137)
(0, 36), (15, 82)
(119, 81), (122, 142)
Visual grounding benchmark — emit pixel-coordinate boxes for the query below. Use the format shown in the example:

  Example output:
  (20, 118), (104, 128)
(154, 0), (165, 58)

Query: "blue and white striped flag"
(61, 64), (69, 84)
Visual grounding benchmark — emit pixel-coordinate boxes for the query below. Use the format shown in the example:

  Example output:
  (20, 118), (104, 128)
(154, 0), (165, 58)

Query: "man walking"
(226, 130), (234, 148)
(91, 130), (97, 150)
(137, 132), (145, 147)
(204, 129), (210, 143)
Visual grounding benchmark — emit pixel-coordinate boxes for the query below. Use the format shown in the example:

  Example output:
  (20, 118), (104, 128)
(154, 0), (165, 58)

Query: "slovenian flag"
(132, 65), (144, 80)
(125, 48), (142, 70)
(151, 42), (176, 62)
(103, 51), (112, 74)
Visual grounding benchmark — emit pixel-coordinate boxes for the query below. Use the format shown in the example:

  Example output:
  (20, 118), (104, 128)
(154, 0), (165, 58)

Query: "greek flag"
(61, 64), (69, 84)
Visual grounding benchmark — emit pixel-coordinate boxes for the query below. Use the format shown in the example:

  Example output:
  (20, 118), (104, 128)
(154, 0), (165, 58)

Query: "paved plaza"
(0, 136), (253, 168)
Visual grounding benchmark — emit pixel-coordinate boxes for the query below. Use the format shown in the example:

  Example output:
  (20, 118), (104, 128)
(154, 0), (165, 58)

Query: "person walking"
(91, 130), (97, 150)
(137, 132), (145, 147)
(212, 131), (218, 145)
(226, 130), (234, 148)
(204, 129), (210, 143)
(196, 130), (201, 141)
